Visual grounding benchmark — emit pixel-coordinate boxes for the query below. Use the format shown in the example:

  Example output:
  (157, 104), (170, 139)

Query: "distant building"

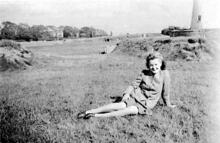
(76, 32), (80, 38)
(0, 22), (3, 30)
(0, 25), (2, 39)
(0, 25), (2, 34)
(94, 29), (108, 37)
(46, 26), (63, 40)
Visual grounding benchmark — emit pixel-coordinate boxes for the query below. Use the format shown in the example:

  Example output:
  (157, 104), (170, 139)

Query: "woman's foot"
(77, 112), (95, 119)
(84, 113), (95, 119)
(77, 111), (87, 119)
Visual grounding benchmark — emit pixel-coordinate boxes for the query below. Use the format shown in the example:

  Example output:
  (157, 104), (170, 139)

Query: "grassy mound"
(0, 40), (34, 71)
(116, 36), (213, 61)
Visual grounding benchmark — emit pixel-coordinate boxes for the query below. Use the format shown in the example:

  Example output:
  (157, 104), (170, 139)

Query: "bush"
(0, 40), (34, 71)
(188, 38), (197, 43)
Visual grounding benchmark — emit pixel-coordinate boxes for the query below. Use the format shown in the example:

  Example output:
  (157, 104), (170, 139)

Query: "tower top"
(190, 0), (202, 30)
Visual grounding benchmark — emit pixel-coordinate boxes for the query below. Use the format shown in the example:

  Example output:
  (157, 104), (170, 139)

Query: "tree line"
(0, 21), (108, 41)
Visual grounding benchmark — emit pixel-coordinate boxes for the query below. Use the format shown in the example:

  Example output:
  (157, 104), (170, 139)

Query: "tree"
(72, 27), (79, 38)
(16, 23), (32, 41)
(79, 27), (108, 38)
(63, 26), (79, 38)
(30, 25), (50, 41)
(63, 26), (73, 38)
(79, 27), (95, 38)
(1, 21), (18, 40)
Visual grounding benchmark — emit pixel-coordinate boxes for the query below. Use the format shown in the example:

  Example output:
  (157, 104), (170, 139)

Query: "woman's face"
(148, 58), (162, 74)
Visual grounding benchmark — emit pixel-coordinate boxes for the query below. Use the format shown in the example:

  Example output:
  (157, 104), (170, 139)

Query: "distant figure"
(110, 31), (113, 36)
(77, 52), (176, 119)
(104, 38), (110, 42)
(100, 45), (116, 54)
(142, 33), (147, 38)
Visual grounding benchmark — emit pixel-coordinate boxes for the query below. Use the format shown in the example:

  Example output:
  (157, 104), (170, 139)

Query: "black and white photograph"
(0, 0), (220, 142)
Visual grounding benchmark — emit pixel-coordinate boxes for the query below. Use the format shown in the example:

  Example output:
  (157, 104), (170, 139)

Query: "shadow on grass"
(0, 99), (51, 143)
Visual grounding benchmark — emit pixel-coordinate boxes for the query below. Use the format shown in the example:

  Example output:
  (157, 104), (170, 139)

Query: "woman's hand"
(122, 94), (130, 101)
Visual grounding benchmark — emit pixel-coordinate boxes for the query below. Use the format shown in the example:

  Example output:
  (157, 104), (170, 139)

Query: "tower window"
(198, 15), (201, 22)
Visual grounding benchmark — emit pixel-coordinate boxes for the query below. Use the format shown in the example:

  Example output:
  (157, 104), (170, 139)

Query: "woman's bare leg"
(86, 102), (126, 114)
(94, 106), (138, 117)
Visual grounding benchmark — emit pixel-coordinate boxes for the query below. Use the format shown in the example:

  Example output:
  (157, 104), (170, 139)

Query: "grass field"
(0, 35), (219, 143)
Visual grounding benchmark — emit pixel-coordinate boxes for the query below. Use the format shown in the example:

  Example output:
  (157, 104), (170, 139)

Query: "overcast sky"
(0, 0), (219, 35)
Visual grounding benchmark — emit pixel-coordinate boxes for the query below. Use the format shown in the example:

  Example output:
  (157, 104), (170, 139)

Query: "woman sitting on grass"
(77, 52), (176, 119)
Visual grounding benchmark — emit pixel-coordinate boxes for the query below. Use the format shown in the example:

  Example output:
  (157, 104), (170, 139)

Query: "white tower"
(190, 0), (202, 30)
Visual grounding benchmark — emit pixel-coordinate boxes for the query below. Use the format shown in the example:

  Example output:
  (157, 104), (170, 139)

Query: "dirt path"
(38, 52), (107, 60)
(34, 42), (117, 67)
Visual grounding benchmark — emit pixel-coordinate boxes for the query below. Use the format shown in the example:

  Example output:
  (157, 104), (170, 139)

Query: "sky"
(0, 0), (219, 35)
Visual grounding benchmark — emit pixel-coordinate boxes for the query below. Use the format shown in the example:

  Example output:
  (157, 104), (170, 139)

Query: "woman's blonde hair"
(146, 52), (166, 70)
